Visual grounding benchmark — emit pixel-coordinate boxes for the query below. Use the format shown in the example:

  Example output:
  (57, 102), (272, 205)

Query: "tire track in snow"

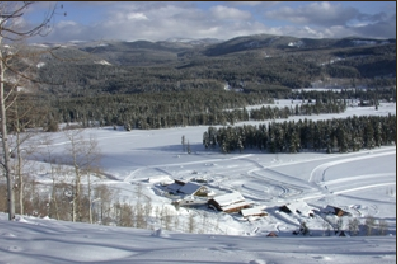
(123, 167), (172, 183)
(333, 182), (396, 195)
(324, 173), (394, 185)
(123, 168), (142, 183)
(263, 168), (310, 187)
(305, 149), (396, 200)
(249, 172), (301, 199)
(308, 150), (395, 184)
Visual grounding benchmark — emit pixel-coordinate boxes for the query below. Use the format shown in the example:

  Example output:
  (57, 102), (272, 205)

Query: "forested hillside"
(36, 35), (396, 96)
(5, 35), (396, 132)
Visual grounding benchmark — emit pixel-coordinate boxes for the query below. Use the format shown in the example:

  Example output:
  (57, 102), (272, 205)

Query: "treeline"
(249, 102), (346, 121)
(47, 88), (395, 130)
(47, 90), (274, 130)
(203, 115), (396, 154)
(8, 88), (395, 132)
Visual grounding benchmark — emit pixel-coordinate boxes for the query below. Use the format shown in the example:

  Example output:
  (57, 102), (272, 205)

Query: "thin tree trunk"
(17, 130), (23, 216)
(0, 45), (15, 220)
(15, 102), (24, 216)
(88, 172), (92, 224)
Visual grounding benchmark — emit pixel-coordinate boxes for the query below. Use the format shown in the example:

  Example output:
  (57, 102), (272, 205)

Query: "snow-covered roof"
(240, 206), (266, 217)
(213, 192), (245, 207)
(147, 176), (174, 184)
(166, 183), (182, 192)
(94, 60), (111, 65)
(179, 182), (201, 194)
(324, 205), (341, 213)
(222, 201), (251, 212)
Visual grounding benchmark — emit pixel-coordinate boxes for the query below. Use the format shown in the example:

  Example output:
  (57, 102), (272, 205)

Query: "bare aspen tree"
(337, 218), (344, 234)
(9, 91), (47, 216)
(64, 130), (82, 222)
(80, 134), (101, 224)
(352, 218), (359, 236)
(165, 206), (172, 231)
(378, 219), (387, 235)
(365, 215), (375, 236)
(188, 211), (195, 233)
(300, 221), (309, 235)
(174, 212), (180, 232)
(36, 134), (59, 219)
(145, 197), (152, 229)
(348, 219), (354, 235)
(155, 205), (160, 229)
(63, 129), (101, 222)
(0, 1), (65, 221)
(322, 221), (329, 236)
(118, 201), (133, 227)
(181, 135), (185, 152)
(137, 201), (144, 229)
(94, 184), (114, 225)
(136, 182), (144, 228)
(159, 205), (165, 229)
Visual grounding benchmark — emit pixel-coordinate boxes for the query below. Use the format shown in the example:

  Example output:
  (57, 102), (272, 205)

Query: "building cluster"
(162, 179), (268, 220)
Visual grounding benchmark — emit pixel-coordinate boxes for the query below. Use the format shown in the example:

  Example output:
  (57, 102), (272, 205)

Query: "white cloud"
(210, 5), (252, 20)
(198, 27), (219, 35)
(225, 1), (280, 7)
(57, 20), (78, 27)
(25, 1), (395, 43)
(227, 1), (263, 6)
(265, 1), (360, 26)
(127, 13), (148, 20)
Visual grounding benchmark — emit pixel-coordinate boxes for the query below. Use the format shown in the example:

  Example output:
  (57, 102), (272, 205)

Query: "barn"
(324, 205), (348, 216)
(207, 192), (251, 213)
(240, 206), (268, 219)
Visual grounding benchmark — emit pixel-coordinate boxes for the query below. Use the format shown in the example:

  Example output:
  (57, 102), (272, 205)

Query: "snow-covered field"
(0, 100), (396, 263)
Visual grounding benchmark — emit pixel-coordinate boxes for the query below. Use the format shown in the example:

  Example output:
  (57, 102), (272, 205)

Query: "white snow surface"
(241, 206), (266, 217)
(0, 213), (396, 264)
(212, 192), (246, 207)
(1, 100), (396, 263)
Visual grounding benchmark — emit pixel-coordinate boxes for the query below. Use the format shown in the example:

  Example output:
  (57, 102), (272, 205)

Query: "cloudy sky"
(22, 1), (397, 43)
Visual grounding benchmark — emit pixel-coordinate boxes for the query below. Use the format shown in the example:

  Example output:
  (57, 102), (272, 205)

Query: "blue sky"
(20, 1), (397, 43)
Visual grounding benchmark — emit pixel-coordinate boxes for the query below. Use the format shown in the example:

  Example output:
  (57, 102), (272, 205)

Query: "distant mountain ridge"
(28, 35), (396, 56)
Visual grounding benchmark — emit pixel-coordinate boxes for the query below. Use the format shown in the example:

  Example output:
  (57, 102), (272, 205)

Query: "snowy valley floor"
(0, 101), (396, 263)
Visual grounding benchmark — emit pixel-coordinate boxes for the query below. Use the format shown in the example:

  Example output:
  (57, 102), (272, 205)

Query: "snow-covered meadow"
(0, 100), (396, 263)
